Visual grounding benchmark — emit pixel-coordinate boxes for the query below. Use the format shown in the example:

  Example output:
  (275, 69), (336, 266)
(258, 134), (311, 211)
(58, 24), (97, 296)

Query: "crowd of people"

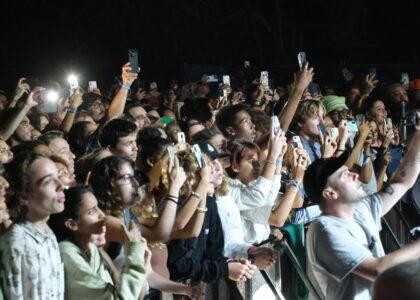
(0, 59), (419, 300)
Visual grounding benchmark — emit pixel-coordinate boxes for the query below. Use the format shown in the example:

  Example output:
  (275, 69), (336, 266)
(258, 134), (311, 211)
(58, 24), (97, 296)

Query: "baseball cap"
(303, 150), (349, 204)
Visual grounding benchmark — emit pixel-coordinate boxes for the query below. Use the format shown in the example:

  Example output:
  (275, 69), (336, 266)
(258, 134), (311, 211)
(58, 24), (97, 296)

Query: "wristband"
(191, 191), (201, 199)
(265, 160), (275, 165)
(121, 83), (131, 90)
(337, 148), (346, 151)
(287, 179), (302, 190)
(166, 197), (178, 205)
(67, 107), (77, 114)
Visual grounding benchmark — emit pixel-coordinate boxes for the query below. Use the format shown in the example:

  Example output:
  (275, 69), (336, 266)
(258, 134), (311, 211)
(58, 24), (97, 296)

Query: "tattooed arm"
(380, 113), (420, 216)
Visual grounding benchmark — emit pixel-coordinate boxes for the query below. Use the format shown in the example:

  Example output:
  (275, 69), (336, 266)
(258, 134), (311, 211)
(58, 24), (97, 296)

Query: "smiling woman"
(48, 185), (148, 300)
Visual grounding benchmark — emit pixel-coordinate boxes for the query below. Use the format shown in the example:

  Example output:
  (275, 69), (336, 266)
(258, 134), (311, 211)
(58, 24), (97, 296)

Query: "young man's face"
(128, 106), (150, 129)
(13, 116), (33, 142)
(112, 162), (140, 208)
(25, 158), (66, 218)
(113, 132), (138, 162)
(389, 85), (408, 104)
(233, 110), (256, 142)
(300, 114), (321, 138)
(326, 166), (366, 205)
(49, 138), (76, 174)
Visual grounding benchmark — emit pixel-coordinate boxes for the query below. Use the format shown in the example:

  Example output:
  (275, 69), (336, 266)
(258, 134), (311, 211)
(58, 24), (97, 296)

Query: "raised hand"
(321, 136), (338, 159)
(126, 220), (142, 243)
(295, 63), (315, 91)
(122, 63), (138, 86)
(25, 87), (44, 108)
(168, 156), (187, 189)
(14, 78), (30, 100)
(362, 74), (379, 97)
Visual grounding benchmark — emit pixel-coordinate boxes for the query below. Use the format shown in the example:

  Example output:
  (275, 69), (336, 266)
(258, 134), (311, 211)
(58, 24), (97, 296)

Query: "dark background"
(1, 0), (419, 91)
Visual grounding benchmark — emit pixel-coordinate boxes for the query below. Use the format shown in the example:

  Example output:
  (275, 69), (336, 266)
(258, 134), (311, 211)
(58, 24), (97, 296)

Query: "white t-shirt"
(306, 194), (384, 300)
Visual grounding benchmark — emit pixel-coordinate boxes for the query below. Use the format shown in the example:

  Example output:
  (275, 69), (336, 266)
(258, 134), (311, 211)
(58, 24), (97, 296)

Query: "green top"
(59, 240), (147, 300)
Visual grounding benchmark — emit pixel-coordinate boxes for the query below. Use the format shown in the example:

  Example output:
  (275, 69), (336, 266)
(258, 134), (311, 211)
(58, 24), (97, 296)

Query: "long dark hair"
(90, 155), (133, 217)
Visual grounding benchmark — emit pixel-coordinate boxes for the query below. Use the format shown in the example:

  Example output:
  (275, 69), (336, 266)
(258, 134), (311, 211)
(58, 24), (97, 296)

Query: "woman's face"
(370, 100), (387, 124)
(210, 159), (224, 188)
(113, 163), (140, 208)
(39, 115), (49, 131)
(237, 152), (260, 185)
(74, 191), (106, 246)
(366, 121), (378, 145)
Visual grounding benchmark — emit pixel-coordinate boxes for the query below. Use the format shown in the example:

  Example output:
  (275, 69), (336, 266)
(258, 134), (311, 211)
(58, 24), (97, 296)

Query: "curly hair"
(4, 152), (46, 222)
(89, 155), (133, 217)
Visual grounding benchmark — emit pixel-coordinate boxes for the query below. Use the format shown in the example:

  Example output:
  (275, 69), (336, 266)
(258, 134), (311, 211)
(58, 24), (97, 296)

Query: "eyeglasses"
(115, 174), (137, 185)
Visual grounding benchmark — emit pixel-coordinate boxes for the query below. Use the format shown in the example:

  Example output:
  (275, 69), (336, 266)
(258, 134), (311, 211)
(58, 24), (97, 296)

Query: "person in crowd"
(38, 130), (76, 175)
(0, 139), (13, 164)
(98, 118), (138, 162)
(48, 185), (148, 299)
(305, 112), (420, 300)
(225, 127), (286, 244)
(124, 99), (151, 129)
(216, 104), (257, 142)
(89, 155), (201, 299)
(0, 152), (65, 299)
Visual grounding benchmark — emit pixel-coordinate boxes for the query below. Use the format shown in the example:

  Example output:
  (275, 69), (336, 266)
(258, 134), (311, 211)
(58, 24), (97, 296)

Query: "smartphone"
(207, 75), (219, 83)
(292, 136), (303, 149)
(297, 52), (307, 69)
(42, 89), (59, 113)
(318, 123), (329, 138)
(330, 128), (339, 140)
(167, 146), (175, 165)
(88, 81), (97, 92)
(346, 120), (359, 133)
(192, 144), (203, 168)
(271, 116), (281, 134)
(260, 71), (269, 87)
(177, 132), (186, 144)
(150, 82), (157, 90)
(244, 61), (250, 68)
(355, 114), (365, 125)
(222, 75), (231, 86)
(386, 118), (393, 129)
(401, 73), (409, 86)
(68, 75), (79, 91)
(368, 68), (377, 77)
(128, 49), (139, 73)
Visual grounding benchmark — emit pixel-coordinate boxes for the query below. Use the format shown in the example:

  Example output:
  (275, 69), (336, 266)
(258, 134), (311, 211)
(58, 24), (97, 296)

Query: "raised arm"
(107, 63), (137, 119)
(345, 122), (370, 170)
(140, 157), (186, 243)
(0, 88), (40, 141)
(60, 90), (83, 134)
(379, 112), (420, 216)
(278, 65), (314, 133)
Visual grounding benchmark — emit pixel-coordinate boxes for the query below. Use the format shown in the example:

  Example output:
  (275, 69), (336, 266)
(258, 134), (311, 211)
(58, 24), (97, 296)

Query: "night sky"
(1, 0), (419, 91)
